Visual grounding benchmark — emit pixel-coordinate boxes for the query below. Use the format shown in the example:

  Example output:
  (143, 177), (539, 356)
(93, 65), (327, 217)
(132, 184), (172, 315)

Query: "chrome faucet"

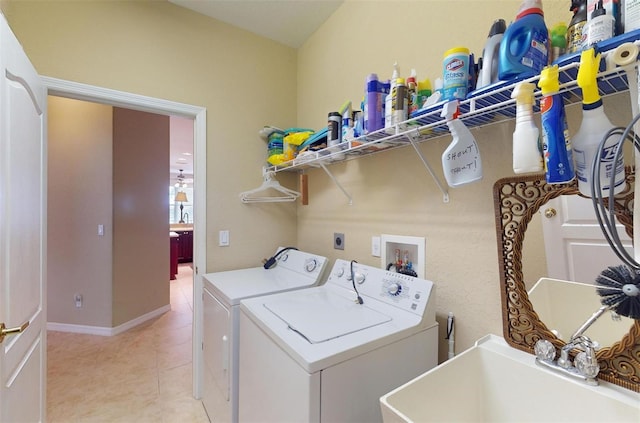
(534, 335), (600, 386)
(533, 306), (610, 386)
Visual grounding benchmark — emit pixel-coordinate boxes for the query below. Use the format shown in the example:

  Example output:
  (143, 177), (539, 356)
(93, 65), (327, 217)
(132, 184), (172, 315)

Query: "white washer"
(202, 248), (328, 423)
(238, 259), (439, 423)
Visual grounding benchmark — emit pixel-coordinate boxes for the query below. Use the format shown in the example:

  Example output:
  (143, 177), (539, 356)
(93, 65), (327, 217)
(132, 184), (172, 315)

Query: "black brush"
(595, 265), (640, 320)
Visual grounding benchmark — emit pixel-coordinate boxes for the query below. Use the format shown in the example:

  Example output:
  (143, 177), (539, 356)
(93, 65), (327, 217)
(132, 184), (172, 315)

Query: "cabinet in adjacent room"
(176, 230), (193, 263)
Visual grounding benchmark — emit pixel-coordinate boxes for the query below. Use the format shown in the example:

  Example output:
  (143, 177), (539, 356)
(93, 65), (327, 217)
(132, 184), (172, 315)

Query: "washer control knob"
(335, 267), (345, 278)
(304, 259), (317, 272)
(388, 283), (402, 296)
(354, 272), (366, 285)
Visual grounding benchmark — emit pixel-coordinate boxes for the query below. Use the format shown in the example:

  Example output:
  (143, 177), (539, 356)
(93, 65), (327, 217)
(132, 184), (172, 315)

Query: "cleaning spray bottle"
(498, 0), (549, 81)
(573, 47), (625, 197)
(511, 82), (543, 173)
(440, 100), (483, 187)
(537, 65), (575, 184)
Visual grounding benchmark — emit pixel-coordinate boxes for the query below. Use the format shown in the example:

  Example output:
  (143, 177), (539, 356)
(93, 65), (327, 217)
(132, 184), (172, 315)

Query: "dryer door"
(203, 288), (231, 402)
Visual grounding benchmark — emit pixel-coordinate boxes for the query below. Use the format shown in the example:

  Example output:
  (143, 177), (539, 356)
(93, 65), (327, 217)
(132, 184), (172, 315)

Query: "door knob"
(0, 321), (29, 344)
(544, 208), (557, 218)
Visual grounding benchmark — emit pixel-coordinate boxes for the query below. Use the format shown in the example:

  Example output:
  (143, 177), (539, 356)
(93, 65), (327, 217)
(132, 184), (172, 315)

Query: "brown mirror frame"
(493, 169), (639, 393)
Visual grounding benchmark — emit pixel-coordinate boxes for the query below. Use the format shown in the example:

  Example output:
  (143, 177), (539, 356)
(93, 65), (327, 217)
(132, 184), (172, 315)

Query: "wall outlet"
(334, 232), (345, 250)
(75, 294), (83, 308)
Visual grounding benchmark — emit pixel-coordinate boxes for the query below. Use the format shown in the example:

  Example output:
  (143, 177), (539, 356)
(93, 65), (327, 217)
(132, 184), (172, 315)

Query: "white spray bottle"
(511, 82), (543, 173)
(441, 100), (483, 187)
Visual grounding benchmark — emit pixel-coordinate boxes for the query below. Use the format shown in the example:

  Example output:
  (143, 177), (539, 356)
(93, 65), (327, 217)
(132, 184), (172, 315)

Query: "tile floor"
(47, 263), (210, 422)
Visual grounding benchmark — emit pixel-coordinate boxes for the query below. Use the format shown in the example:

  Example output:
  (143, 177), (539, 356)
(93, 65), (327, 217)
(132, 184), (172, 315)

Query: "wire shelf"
(268, 30), (640, 174)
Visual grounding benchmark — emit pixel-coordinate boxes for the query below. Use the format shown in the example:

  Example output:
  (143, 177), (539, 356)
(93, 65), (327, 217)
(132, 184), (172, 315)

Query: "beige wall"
(112, 108), (170, 326)
(7, 1), (637, 359)
(3, 0), (299, 273)
(295, 0), (633, 361)
(48, 96), (113, 327)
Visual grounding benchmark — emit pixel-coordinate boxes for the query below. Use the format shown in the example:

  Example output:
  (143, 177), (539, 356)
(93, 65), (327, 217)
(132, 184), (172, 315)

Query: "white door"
(0, 13), (47, 422)
(541, 194), (632, 283)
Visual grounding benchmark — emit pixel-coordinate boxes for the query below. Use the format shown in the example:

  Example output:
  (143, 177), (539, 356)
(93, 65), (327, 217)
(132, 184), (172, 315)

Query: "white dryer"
(202, 247), (328, 423)
(238, 259), (439, 423)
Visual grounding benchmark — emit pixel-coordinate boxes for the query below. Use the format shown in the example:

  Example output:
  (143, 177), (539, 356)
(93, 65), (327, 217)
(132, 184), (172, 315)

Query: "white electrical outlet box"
(97, 224), (104, 236)
(381, 234), (426, 279)
(219, 230), (230, 247)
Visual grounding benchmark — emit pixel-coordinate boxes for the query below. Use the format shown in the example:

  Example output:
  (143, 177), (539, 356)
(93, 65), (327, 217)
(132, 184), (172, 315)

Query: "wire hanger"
(239, 168), (300, 203)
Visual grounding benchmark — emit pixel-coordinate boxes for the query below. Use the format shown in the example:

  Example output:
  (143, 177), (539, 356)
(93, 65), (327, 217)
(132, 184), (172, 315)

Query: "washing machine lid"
(263, 292), (392, 344)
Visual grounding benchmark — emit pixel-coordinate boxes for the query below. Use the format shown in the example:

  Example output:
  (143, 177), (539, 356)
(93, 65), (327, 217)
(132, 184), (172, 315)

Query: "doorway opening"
(44, 77), (207, 400)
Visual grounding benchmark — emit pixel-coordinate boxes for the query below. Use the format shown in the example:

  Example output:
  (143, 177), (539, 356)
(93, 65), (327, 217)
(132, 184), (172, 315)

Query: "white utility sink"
(528, 277), (633, 345)
(380, 335), (640, 423)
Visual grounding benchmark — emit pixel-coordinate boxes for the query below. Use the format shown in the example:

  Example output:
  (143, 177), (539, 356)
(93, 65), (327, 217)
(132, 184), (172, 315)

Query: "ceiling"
(168, 0), (343, 48)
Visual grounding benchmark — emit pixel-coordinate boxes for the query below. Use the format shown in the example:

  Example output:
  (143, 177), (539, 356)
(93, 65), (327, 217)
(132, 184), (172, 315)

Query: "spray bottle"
(440, 100), (483, 187)
(511, 82), (543, 173)
(573, 47), (625, 197)
(537, 65), (575, 184)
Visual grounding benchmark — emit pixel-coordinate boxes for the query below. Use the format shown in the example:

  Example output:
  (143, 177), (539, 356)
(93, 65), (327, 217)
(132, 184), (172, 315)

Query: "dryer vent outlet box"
(381, 234), (426, 279)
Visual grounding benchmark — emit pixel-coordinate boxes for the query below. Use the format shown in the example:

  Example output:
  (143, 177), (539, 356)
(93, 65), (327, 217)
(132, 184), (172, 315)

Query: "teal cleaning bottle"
(499, 0), (549, 81)
(537, 65), (575, 184)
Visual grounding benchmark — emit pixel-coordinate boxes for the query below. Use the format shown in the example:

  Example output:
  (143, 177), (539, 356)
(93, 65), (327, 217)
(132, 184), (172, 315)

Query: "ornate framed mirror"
(493, 170), (639, 392)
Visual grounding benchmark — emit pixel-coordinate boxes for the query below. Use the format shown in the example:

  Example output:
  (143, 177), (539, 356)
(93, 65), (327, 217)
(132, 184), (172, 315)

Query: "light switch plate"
(219, 230), (229, 247)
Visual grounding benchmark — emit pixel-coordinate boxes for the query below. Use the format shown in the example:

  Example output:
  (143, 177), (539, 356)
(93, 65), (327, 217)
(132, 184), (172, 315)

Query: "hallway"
(47, 264), (208, 422)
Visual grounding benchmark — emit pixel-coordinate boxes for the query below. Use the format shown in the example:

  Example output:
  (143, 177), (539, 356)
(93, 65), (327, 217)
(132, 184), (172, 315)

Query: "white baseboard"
(47, 304), (171, 336)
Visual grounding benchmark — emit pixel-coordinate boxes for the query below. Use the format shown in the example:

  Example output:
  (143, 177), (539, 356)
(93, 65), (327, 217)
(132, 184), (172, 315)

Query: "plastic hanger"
(239, 169), (300, 203)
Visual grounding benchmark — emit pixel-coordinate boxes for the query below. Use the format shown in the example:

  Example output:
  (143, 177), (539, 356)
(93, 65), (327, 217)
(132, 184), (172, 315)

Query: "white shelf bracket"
(406, 131), (450, 203)
(319, 162), (353, 205)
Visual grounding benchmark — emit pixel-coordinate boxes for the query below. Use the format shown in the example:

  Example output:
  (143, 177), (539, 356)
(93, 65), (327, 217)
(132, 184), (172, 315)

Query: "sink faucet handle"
(534, 339), (556, 361)
(575, 348), (600, 379)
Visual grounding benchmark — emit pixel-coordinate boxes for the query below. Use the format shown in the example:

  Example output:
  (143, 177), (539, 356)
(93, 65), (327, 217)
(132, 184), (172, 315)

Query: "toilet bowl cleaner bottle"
(477, 19), (507, 89)
(573, 48), (625, 197)
(498, 0), (549, 81)
(537, 65), (575, 183)
(511, 82), (543, 173)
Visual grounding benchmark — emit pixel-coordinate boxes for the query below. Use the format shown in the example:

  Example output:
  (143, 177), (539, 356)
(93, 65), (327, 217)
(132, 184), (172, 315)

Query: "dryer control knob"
(335, 267), (345, 278)
(305, 259), (317, 272)
(354, 272), (366, 284)
(387, 283), (402, 296)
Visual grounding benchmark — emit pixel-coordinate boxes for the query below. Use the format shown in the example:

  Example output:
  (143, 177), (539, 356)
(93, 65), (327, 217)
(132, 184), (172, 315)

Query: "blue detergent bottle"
(498, 0), (549, 81)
